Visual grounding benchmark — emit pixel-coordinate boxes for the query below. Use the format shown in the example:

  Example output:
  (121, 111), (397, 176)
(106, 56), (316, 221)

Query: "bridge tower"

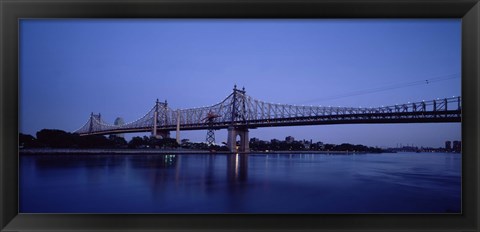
(152, 99), (170, 139)
(203, 112), (220, 146)
(226, 85), (250, 153)
(89, 113), (102, 133)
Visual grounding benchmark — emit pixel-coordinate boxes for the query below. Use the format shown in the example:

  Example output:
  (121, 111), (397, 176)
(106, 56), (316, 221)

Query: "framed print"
(1, 0), (479, 231)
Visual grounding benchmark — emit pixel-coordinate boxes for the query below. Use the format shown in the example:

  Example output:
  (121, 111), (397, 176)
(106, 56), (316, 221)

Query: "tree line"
(20, 129), (384, 153)
(249, 139), (384, 153)
(19, 129), (179, 149)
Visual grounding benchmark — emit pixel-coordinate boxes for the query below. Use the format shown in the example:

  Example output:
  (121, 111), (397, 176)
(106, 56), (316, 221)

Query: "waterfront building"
(452, 141), (461, 153)
(445, 140), (452, 151)
(285, 136), (295, 143)
(302, 140), (311, 149)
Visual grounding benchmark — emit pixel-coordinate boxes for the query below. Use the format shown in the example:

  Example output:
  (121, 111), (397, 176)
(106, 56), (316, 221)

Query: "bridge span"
(74, 86), (461, 152)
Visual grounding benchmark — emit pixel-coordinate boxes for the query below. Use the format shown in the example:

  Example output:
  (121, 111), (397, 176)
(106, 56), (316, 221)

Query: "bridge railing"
(74, 90), (461, 135)
(242, 95), (461, 121)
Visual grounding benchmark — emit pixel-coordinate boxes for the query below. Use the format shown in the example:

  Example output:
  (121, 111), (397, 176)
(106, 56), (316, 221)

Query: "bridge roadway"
(80, 111), (461, 135)
(74, 86), (461, 152)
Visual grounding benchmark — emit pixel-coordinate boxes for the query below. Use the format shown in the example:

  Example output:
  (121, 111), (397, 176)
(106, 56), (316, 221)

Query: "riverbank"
(19, 148), (377, 155)
(19, 148), (224, 154)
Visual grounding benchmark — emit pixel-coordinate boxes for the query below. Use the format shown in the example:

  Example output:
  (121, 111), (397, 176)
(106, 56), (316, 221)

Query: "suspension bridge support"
(153, 111), (158, 137)
(151, 99), (171, 139)
(227, 126), (249, 153)
(176, 110), (180, 144)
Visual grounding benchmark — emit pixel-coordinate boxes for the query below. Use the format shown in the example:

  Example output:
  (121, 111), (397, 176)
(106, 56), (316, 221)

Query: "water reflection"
(129, 154), (177, 168)
(133, 154), (250, 196)
(32, 154), (127, 169)
(127, 155), (179, 197)
(20, 152), (460, 213)
(61, 154), (251, 198)
(226, 153), (248, 183)
(204, 154), (217, 192)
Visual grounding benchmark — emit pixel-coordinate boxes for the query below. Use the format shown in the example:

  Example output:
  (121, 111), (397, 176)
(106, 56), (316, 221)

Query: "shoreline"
(19, 148), (377, 155)
(19, 148), (224, 155)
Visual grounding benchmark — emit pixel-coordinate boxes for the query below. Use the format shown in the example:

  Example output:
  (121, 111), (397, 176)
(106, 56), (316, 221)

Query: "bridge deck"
(74, 87), (461, 136)
(79, 110), (461, 136)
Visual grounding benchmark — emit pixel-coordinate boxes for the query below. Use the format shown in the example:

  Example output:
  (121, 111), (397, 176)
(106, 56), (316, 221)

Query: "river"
(19, 152), (461, 213)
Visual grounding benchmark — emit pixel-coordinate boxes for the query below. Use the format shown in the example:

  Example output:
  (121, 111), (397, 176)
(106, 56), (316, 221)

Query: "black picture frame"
(1, 0), (479, 231)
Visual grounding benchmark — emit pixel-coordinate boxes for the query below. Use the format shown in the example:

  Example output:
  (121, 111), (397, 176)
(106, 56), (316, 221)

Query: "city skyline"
(19, 19), (461, 148)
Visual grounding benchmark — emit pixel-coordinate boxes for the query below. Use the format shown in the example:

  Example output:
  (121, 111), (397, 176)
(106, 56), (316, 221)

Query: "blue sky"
(19, 19), (461, 148)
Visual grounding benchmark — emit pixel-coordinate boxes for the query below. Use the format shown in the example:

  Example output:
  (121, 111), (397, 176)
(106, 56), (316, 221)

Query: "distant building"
(271, 139), (280, 144)
(302, 140), (311, 149)
(452, 141), (461, 153)
(445, 140), (451, 151)
(250, 137), (261, 143)
(114, 117), (125, 138)
(285, 136), (294, 143)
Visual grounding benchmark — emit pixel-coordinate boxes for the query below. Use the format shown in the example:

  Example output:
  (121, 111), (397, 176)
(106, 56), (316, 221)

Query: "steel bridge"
(74, 86), (461, 152)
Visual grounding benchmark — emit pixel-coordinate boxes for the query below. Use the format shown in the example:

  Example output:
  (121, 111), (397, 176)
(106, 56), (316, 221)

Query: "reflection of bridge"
(74, 86), (461, 152)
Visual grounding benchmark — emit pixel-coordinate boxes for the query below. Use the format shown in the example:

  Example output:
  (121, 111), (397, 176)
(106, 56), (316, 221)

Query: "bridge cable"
(296, 73), (459, 105)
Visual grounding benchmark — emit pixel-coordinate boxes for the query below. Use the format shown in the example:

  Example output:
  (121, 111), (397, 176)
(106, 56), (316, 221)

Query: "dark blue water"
(19, 152), (461, 213)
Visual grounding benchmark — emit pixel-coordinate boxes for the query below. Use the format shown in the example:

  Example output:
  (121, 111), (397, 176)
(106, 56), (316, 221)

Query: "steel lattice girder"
(74, 89), (461, 136)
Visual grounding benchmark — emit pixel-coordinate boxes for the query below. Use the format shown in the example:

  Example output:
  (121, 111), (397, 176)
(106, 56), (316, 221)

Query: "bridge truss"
(74, 86), (461, 136)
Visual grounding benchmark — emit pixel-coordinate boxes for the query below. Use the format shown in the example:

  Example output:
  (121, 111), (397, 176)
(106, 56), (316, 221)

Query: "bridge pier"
(227, 126), (249, 153)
